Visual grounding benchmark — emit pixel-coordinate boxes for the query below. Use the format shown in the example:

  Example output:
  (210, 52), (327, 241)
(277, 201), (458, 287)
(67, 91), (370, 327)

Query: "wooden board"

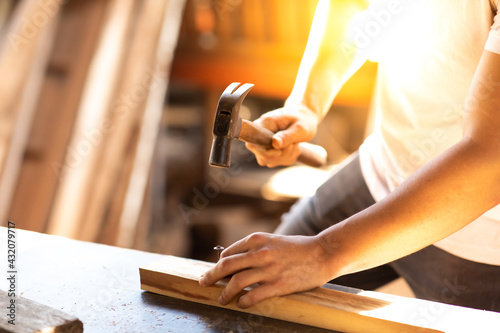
(140, 255), (500, 333)
(0, 0), (62, 226)
(0, 1), (60, 226)
(46, 0), (137, 239)
(0, 290), (83, 333)
(8, 0), (109, 233)
(113, 0), (185, 248)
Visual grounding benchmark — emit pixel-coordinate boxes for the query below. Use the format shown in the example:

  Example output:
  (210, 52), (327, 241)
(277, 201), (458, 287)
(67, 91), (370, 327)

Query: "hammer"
(209, 82), (327, 168)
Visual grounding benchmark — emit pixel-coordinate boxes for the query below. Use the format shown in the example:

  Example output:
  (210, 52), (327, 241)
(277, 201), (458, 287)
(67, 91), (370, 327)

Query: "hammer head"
(209, 82), (254, 168)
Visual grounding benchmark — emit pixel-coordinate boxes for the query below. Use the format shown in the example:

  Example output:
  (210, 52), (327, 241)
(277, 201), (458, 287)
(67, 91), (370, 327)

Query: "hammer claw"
(218, 82), (254, 113)
(209, 82), (327, 168)
(209, 82), (254, 168)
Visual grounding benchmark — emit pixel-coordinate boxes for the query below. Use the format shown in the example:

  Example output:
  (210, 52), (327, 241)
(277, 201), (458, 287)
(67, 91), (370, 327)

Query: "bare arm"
(200, 50), (500, 308)
(321, 49), (500, 277)
(247, 0), (370, 167)
(286, 0), (370, 119)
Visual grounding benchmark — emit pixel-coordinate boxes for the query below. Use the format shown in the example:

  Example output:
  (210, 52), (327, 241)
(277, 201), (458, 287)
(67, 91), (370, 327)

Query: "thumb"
(272, 127), (299, 150)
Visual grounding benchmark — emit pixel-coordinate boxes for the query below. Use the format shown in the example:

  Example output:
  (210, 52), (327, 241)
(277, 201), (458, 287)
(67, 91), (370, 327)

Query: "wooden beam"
(84, 0), (174, 245)
(8, 0), (109, 233)
(140, 255), (500, 333)
(0, 290), (83, 333)
(114, 0), (186, 248)
(0, 0), (49, 163)
(0, 1), (60, 225)
(46, 0), (136, 238)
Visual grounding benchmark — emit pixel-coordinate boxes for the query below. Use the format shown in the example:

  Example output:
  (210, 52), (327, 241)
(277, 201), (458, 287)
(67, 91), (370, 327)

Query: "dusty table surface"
(0, 227), (339, 332)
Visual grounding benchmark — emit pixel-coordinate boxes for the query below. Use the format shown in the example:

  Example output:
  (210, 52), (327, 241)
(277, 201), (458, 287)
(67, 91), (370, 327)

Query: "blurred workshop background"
(0, 0), (376, 263)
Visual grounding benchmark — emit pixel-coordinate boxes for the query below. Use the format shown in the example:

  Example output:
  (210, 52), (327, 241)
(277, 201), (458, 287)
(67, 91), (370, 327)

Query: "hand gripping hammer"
(209, 82), (327, 168)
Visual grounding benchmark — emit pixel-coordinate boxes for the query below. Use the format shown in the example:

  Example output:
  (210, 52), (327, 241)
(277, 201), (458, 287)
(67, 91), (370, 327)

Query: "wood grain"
(47, 0), (136, 239)
(140, 255), (447, 333)
(8, 0), (109, 233)
(108, 0), (185, 248)
(0, 1), (60, 226)
(0, 290), (83, 333)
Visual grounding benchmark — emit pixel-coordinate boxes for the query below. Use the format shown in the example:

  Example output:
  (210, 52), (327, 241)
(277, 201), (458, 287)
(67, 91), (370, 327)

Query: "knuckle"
(256, 158), (266, 166)
(245, 143), (256, 152)
(293, 122), (307, 134)
(256, 247), (273, 262)
(218, 257), (231, 271)
(247, 232), (263, 242)
(245, 292), (261, 305)
(271, 279), (286, 292)
(220, 288), (233, 303)
(230, 274), (246, 290)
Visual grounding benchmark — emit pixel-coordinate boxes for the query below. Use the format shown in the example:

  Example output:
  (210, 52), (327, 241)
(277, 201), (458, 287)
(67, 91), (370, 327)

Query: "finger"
(261, 143), (300, 168)
(221, 232), (270, 258)
(272, 124), (307, 150)
(245, 143), (282, 159)
(200, 240), (265, 287)
(237, 282), (284, 309)
(254, 112), (284, 133)
(245, 143), (287, 167)
(199, 255), (242, 287)
(218, 268), (267, 306)
(281, 143), (301, 163)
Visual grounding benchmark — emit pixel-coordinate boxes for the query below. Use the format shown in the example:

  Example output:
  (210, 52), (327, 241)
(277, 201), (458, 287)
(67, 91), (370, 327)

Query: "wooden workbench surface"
(0, 227), (337, 332)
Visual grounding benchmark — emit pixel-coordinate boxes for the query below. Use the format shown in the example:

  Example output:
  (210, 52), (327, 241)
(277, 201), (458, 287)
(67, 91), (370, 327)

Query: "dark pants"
(275, 152), (500, 312)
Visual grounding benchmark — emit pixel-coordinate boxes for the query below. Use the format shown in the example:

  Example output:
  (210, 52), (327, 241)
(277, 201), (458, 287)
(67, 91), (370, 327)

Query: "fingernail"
(199, 277), (206, 286)
(273, 136), (283, 148)
(236, 295), (246, 308)
(218, 295), (226, 305)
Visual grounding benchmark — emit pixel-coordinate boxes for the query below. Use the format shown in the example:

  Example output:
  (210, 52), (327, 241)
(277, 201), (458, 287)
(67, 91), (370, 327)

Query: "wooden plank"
(0, 290), (83, 333)
(8, 0), (109, 233)
(0, 0), (43, 168)
(82, 0), (170, 244)
(0, 0), (62, 227)
(46, 0), (136, 239)
(0, 0), (13, 34)
(113, 0), (185, 248)
(0, 3), (60, 225)
(140, 255), (500, 333)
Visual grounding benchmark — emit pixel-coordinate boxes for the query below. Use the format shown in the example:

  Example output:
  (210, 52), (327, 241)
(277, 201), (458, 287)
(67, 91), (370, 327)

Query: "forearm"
(319, 138), (500, 278)
(286, 0), (370, 121)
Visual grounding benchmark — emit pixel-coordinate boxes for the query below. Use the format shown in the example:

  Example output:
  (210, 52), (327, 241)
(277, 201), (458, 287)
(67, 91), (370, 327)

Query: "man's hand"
(199, 232), (335, 309)
(246, 105), (320, 168)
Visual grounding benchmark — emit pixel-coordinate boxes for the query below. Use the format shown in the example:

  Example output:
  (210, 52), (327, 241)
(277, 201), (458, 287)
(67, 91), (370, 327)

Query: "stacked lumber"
(0, 0), (62, 231)
(0, 0), (185, 249)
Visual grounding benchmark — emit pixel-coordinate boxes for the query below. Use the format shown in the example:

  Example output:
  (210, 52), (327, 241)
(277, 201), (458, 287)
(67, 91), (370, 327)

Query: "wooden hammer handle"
(239, 119), (327, 168)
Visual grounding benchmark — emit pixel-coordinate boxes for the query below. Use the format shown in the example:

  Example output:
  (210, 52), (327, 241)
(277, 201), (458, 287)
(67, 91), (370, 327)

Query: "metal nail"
(214, 245), (224, 261)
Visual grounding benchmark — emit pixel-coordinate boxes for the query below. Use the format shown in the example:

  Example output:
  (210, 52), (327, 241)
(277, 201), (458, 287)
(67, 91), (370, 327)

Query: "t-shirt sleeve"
(485, 1), (500, 53)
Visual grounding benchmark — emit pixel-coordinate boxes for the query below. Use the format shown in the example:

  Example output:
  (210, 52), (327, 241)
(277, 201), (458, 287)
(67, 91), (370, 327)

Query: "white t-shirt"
(357, 0), (500, 265)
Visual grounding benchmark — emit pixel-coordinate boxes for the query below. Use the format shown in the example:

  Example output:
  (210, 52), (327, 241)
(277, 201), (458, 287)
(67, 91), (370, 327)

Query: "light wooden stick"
(47, 0), (136, 238)
(139, 255), (500, 333)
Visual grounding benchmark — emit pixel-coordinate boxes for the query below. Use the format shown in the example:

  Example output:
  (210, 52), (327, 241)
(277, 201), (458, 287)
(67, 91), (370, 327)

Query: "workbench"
(0, 227), (337, 332)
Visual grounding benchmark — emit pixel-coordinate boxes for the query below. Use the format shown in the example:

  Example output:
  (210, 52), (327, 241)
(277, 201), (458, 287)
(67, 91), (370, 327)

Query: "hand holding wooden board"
(139, 255), (500, 333)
